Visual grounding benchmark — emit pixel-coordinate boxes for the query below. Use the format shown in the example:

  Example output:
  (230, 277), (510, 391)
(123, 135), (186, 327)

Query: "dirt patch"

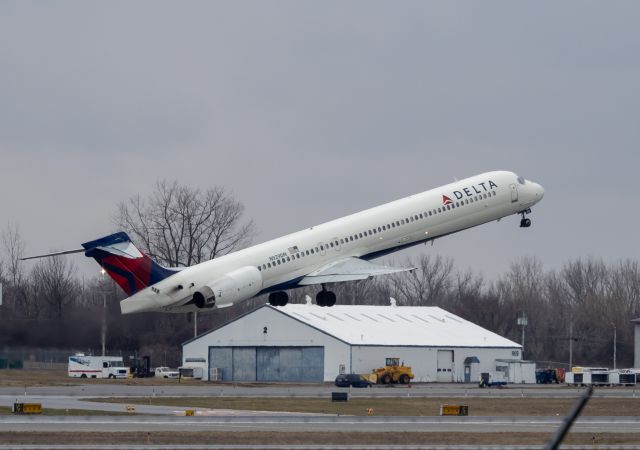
(90, 395), (640, 416)
(0, 431), (638, 446)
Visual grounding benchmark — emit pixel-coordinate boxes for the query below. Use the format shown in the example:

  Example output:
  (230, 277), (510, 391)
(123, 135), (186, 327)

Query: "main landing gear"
(519, 208), (532, 228)
(269, 286), (337, 307)
(316, 285), (336, 307)
(268, 291), (289, 307)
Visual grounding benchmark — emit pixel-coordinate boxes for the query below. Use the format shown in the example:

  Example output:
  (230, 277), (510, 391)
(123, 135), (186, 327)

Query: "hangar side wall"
(635, 323), (640, 368)
(350, 346), (521, 382)
(182, 307), (350, 381)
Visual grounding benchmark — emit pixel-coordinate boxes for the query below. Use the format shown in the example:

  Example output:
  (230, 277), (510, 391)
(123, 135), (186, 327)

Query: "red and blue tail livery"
(82, 232), (177, 296)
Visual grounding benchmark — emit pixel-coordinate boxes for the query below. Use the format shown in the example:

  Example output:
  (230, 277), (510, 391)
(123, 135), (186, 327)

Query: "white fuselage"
(121, 170), (544, 313)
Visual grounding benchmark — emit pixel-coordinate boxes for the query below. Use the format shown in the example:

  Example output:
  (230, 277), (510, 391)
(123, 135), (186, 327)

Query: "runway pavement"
(0, 395), (324, 416)
(2, 381), (638, 448)
(3, 382), (639, 419)
(1, 415), (639, 434)
(3, 446), (640, 450)
(2, 382), (639, 399)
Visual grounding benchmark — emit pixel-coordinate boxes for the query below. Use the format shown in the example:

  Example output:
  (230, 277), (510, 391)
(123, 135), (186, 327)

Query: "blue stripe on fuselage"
(256, 222), (486, 294)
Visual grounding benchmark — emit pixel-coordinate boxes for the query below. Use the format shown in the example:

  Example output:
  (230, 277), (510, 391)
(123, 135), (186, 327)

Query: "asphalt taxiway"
(1, 414), (639, 434)
(3, 446), (640, 450)
(2, 382), (638, 449)
(0, 394), (316, 416)
(1, 382), (639, 399)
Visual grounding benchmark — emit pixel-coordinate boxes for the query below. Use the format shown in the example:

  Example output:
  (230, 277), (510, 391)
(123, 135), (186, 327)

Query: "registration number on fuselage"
(269, 252), (287, 262)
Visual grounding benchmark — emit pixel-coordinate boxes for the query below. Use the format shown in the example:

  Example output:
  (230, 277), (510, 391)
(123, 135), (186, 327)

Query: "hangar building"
(182, 302), (523, 383)
(633, 317), (640, 367)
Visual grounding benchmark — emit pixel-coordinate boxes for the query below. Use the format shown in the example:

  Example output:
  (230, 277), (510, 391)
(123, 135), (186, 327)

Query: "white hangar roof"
(270, 304), (520, 348)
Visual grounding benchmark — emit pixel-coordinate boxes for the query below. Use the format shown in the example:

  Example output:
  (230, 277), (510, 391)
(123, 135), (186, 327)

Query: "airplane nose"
(532, 182), (544, 200)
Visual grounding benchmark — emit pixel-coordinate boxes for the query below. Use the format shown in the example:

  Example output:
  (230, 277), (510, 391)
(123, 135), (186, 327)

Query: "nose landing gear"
(519, 209), (532, 228)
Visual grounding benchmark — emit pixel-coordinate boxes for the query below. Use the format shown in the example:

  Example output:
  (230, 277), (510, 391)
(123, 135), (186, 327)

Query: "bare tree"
(31, 255), (78, 319)
(2, 222), (25, 286)
(390, 255), (454, 306)
(562, 258), (609, 306)
(334, 278), (382, 305)
(451, 269), (485, 315)
(115, 180), (255, 267)
(114, 181), (256, 336)
(607, 260), (640, 316)
(1, 223), (36, 317)
(492, 257), (549, 358)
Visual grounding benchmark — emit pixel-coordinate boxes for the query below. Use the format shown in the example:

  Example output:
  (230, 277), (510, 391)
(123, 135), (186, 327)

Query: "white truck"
(565, 367), (608, 387)
(68, 354), (128, 379)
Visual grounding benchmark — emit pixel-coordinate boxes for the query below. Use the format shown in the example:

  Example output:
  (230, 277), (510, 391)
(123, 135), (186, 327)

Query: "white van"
(68, 354), (128, 379)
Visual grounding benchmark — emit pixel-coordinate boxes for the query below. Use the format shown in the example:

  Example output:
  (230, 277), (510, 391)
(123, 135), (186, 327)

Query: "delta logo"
(443, 180), (499, 203)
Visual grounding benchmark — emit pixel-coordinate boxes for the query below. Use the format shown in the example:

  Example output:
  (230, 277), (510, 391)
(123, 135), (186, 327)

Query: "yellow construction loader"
(368, 357), (414, 384)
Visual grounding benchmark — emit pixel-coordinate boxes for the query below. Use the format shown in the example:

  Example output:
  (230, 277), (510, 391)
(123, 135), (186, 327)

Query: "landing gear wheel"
(316, 291), (336, 306)
(316, 290), (327, 307)
(520, 218), (531, 228)
(326, 291), (336, 307)
(268, 291), (289, 307)
(519, 209), (532, 228)
(316, 289), (336, 307)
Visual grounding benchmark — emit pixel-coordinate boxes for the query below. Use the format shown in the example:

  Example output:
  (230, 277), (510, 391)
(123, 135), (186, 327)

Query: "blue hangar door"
(209, 346), (324, 382)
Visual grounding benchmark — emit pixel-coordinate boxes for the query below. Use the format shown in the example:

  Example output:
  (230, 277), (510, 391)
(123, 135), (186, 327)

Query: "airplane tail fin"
(82, 232), (177, 296)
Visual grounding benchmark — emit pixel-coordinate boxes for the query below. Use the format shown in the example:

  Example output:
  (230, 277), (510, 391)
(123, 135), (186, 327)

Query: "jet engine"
(192, 266), (263, 309)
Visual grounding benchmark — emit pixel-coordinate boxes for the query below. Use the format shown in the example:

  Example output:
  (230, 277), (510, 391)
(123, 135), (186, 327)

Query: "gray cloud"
(1, 1), (639, 280)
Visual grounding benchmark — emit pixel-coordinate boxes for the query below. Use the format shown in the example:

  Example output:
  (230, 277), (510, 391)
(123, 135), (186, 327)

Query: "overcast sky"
(1, 1), (639, 282)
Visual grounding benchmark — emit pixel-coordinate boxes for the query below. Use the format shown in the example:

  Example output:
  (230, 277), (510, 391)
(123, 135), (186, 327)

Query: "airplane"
(23, 170), (543, 314)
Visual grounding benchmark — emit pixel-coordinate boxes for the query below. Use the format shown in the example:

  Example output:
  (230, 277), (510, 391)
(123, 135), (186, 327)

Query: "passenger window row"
(257, 191), (497, 271)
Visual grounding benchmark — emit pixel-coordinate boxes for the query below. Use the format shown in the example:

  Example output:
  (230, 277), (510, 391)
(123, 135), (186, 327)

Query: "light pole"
(613, 322), (617, 369)
(517, 313), (528, 358)
(100, 268), (107, 357)
(569, 321), (573, 369)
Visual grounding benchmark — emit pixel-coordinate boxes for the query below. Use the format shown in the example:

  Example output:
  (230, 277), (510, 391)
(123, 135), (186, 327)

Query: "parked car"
(334, 374), (372, 388)
(154, 367), (179, 378)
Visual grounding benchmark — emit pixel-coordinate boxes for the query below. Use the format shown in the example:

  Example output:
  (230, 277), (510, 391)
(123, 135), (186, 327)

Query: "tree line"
(1, 181), (638, 368)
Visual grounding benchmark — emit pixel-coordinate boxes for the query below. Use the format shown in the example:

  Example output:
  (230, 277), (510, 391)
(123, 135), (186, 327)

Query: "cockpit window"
(517, 175), (525, 185)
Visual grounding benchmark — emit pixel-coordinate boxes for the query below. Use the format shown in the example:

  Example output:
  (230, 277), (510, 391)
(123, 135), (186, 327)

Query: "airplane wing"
(297, 257), (416, 286)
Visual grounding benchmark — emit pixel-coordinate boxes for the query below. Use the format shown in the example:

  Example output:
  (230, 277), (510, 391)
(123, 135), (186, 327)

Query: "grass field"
(0, 431), (638, 446)
(0, 368), (205, 387)
(89, 395), (640, 416)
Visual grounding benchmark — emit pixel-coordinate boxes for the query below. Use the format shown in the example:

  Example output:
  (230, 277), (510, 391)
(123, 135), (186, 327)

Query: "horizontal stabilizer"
(298, 257), (416, 286)
(21, 248), (85, 260)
